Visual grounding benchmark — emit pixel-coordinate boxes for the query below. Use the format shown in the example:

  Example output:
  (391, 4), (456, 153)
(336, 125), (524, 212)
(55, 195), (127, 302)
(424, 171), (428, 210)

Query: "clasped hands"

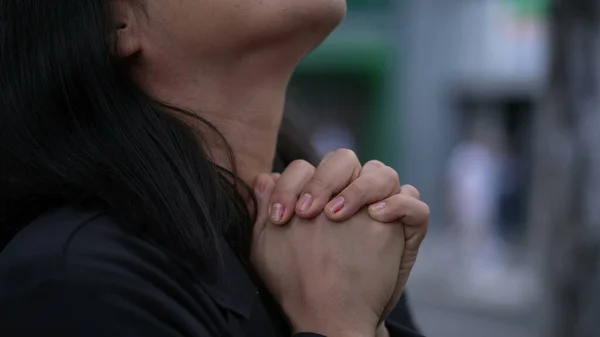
(250, 149), (430, 337)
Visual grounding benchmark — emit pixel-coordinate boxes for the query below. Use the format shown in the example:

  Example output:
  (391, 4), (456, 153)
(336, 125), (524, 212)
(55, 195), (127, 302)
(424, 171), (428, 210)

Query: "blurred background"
(285, 0), (600, 336)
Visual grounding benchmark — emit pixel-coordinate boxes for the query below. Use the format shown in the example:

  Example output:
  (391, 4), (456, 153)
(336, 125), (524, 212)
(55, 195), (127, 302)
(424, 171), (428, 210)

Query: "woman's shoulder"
(0, 206), (228, 337)
(1, 206), (104, 271)
(0, 206), (187, 296)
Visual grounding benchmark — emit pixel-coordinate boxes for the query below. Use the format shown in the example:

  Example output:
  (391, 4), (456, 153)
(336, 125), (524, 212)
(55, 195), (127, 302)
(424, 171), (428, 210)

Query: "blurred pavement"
(406, 232), (538, 337)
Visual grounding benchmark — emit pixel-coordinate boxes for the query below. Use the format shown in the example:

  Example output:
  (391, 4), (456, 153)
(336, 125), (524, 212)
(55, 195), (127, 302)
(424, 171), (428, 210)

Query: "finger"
(359, 160), (402, 195)
(368, 194), (429, 271)
(325, 165), (400, 221)
(370, 194), (430, 318)
(295, 149), (362, 218)
(368, 193), (429, 285)
(253, 173), (276, 235)
(270, 173), (281, 182)
(368, 194), (430, 229)
(269, 160), (315, 225)
(359, 160), (385, 176)
(399, 184), (420, 200)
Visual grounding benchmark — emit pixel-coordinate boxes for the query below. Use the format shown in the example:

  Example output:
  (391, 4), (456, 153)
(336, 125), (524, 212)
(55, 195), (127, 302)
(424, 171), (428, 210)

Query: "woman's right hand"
(251, 174), (406, 337)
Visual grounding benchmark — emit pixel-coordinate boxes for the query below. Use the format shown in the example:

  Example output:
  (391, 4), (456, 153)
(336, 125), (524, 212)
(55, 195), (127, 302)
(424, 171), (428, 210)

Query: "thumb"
(253, 173), (276, 235)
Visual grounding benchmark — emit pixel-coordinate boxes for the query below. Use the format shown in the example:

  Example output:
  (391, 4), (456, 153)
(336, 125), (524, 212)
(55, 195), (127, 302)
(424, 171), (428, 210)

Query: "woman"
(0, 1), (429, 336)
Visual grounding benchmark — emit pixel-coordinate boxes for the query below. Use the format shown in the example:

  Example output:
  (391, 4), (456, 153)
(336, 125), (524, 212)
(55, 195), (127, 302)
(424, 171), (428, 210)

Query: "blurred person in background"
(446, 117), (507, 290)
(311, 121), (357, 158)
(0, 1), (429, 337)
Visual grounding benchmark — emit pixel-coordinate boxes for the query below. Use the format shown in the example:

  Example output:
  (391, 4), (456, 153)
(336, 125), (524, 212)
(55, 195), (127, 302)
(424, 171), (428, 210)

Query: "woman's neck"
(135, 51), (295, 186)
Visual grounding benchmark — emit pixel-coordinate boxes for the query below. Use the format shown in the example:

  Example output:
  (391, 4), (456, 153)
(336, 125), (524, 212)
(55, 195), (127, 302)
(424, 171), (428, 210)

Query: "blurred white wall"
(399, 0), (547, 229)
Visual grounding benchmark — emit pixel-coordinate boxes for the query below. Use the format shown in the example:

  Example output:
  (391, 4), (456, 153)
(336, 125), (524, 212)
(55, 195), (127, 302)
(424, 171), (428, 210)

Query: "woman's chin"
(299, 0), (347, 34)
(239, 0), (347, 57)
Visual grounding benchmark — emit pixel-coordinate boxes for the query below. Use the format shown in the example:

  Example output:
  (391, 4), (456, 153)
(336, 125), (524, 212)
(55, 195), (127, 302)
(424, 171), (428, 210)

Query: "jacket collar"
(198, 154), (290, 320)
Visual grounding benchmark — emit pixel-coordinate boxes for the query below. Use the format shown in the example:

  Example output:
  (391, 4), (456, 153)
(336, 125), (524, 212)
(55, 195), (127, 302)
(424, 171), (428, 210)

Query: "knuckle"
(336, 148), (359, 162)
(402, 184), (421, 199)
(364, 160), (385, 168)
(288, 159), (316, 173)
(381, 166), (400, 184)
(318, 151), (337, 167)
(322, 151), (336, 160)
(405, 200), (431, 229)
(361, 174), (379, 187)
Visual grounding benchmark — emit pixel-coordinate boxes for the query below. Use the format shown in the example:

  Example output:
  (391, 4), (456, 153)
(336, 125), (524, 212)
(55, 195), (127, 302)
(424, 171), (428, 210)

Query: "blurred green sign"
(292, 34), (399, 166)
(508, 0), (548, 17)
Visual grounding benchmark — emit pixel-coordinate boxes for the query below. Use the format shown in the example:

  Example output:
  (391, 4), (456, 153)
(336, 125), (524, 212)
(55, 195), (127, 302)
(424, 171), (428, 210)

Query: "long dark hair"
(0, 0), (291, 267)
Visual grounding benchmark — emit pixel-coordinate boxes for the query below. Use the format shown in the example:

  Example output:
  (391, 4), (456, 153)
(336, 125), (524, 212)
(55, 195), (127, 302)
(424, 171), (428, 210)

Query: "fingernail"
(270, 203), (284, 222)
(371, 202), (386, 212)
(328, 196), (345, 214)
(297, 193), (313, 212)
